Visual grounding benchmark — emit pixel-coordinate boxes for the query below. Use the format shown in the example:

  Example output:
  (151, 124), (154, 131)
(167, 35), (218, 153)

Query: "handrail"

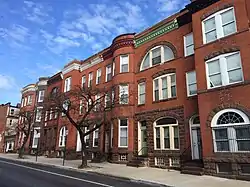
(137, 146), (148, 156)
(180, 144), (192, 164)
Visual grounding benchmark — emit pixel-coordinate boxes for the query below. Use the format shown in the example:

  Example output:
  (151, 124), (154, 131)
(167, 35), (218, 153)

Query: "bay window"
(154, 118), (179, 150)
(206, 52), (243, 89)
(153, 73), (176, 101)
(202, 7), (237, 44)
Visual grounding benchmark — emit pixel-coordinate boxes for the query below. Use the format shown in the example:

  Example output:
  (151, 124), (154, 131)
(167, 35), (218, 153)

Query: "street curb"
(0, 156), (172, 187)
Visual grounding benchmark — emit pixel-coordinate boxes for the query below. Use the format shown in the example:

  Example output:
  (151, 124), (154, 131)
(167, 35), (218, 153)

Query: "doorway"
(138, 121), (148, 156)
(190, 116), (202, 160)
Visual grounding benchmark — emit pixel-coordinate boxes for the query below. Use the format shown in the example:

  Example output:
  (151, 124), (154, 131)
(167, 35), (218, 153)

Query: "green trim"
(134, 19), (179, 48)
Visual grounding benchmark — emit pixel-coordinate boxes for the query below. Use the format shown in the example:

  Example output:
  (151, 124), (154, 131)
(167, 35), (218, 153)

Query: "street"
(0, 158), (164, 187)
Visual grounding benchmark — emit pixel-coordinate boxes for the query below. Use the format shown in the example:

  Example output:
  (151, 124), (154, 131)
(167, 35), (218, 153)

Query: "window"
(105, 92), (111, 108)
(153, 74), (176, 101)
(119, 119), (128, 147)
(106, 64), (112, 82)
(112, 61), (115, 76)
(21, 98), (24, 107)
(206, 52), (243, 89)
(240, 164), (250, 174)
(79, 100), (84, 114)
(138, 82), (146, 105)
(88, 72), (93, 87)
(38, 90), (45, 102)
(9, 119), (12, 126)
(62, 100), (70, 116)
(27, 95), (32, 105)
(154, 118), (179, 150)
(24, 97), (27, 106)
(49, 108), (53, 120)
(85, 127), (90, 147)
(217, 163), (232, 174)
(186, 71), (197, 96)
(184, 33), (194, 56)
(140, 45), (174, 71)
(45, 111), (48, 121)
(32, 128), (40, 148)
(64, 77), (71, 92)
(93, 127), (99, 147)
(202, 7), (236, 44)
(54, 108), (58, 119)
(212, 109), (250, 152)
(10, 109), (14, 115)
(120, 55), (129, 73)
(82, 75), (86, 88)
(119, 84), (129, 104)
(35, 107), (42, 122)
(59, 126), (67, 147)
(96, 69), (102, 84)
(51, 87), (58, 96)
(95, 94), (101, 111)
(111, 123), (113, 148)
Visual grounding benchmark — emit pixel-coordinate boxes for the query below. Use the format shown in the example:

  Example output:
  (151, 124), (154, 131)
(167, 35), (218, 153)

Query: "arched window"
(211, 109), (250, 152)
(154, 117), (179, 150)
(140, 45), (174, 71)
(59, 126), (67, 147)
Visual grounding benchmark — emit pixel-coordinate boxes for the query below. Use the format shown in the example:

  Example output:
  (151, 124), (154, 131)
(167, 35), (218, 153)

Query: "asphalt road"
(0, 157), (165, 187)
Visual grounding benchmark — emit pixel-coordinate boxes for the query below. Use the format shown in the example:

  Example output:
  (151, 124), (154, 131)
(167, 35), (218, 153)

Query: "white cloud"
(157, 0), (188, 13)
(23, 0), (54, 25)
(0, 75), (16, 90)
(54, 36), (80, 47)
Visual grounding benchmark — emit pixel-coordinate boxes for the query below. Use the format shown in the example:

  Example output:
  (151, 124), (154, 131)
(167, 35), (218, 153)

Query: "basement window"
(119, 154), (128, 161)
(155, 157), (166, 167)
(216, 163), (232, 174)
(240, 164), (250, 175)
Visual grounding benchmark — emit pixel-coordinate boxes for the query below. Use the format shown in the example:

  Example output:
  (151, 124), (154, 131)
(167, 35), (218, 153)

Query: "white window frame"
(27, 95), (32, 105)
(96, 68), (102, 84)
(79, 100), (83, 114)
(186, 71), (197, 96)
(35, 107), (43, 122)
(93, 126), (99, 147)
(32, 127), (40, 148)
(140, 45), (174, 71)
(106, 64), (112, 82)
(21, 98), (24, 107)
(153, 119), (179, 150)
(88, 72), (93, 87)
(202, 7), (237, 44)
(118, 119), (128, 148)
(64, 77), (71, 92)
(110, 123), (114, 148)
(184, 32), (194, 57)
(49, 108), (53, 120)
(120, 55), (129, 73)
(211, 109), (250, 153)
(45, 111), (48, 121)
(138, 82), (146, 105)
(112, 61), (115, 76)
(24, 97), (27, 106)
(153, 73), (176, 101)
(82, 75), (86, 88)
(205, 51), (243, 89)
(119, 84), (129, 104)
(59, 126), (67, 147)
(85, 127), (90, 147)
(38, 90), (45, 102)
(105, 93), (111, 108)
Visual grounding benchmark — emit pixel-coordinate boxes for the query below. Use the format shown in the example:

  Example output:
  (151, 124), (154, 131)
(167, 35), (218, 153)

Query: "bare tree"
(16, 111), (34, 158)
(44, 85), (118, 168)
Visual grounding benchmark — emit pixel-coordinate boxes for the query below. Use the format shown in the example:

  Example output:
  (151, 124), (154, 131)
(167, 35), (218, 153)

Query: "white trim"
(120, 54), (129, 73)
(38, 90), (45, 102)
(62, 63), (80, 75)
(189, 115), (201, 160)
(37, 80), (48, 86)
(118, 119), (128, 148)
(202, 7), (237, 44)
(21, 84), (36, 94)
(59, 126), (67, 147)
(93, 127), (99, 147)
(64, 77), (72, 92)
(80, 56), (103, 72)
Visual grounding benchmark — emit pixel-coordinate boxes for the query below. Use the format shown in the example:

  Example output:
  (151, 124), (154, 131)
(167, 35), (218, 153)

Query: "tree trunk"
(78, 133), (88, 168)
(18, 136), (28, 159)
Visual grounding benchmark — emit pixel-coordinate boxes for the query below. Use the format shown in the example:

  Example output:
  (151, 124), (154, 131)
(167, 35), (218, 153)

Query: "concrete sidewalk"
(0, 153), (249, 187)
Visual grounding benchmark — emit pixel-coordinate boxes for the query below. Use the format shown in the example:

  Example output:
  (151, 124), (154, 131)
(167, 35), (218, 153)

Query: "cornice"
(80, 56), (104, 72)
(21, 84), (36, 94)
(62, 63), (81, 75)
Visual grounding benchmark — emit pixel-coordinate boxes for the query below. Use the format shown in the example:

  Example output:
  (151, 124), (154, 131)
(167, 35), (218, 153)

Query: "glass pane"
(121, 64), (128, 72)
(142, 53), (150, 70)
(186, 45), (194, 56)
(223, 22), (236, 36)
(221, 9), (234, 24)
(156, 138), (161, 149)
(120, 128), (127, 137)
(155, 90), (159, 101)
(162, 89), (168, 99)
(152, 47), (161, 58)
(226, 53), (241, 70)
(171, 86), (176, 97)
(216, 141), (230, 151)
(209, 74), (222, 87)
(170, 74), (176, 85)
(164, 46), (174, 61)
(120, 137), (127, 146)
(164, 127), (170, 149)
(120, 119), (127, 126)
(189, 84), (197, 95)
(156, 127), (160, 138)
(154, 79), (159, 89)
(206, 30), (217, 43)
(237, 140), (250, 151)
(140, 94), (145, 104)
(174, 138), (179, 149)
(140, 83), (145, 94)
(228, 69), (243, 83)
(215, 129), (228, 139)
(236, 128), (250, 139)
(162, 77), (167, 89)
(185, 33), (194, 46)
(152, 56), (161, 65)
(164, 127), (169, 137)
(187, 71), (196, 84)
(204, 17), (216, 31)
(207, 60), (220, 75)
(174, 126), (179, 137)
(157, 118), (177, 125)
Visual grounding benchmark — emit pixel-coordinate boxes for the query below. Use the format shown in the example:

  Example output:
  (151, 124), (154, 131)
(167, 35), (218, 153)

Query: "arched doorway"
(190, 116), (202, 160)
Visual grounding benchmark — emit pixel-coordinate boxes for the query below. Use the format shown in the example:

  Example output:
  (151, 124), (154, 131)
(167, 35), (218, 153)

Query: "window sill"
(153, 97), (177, 104)
(119, 71), (129, 74)
(184, 54), (194, 59)
(187, 94), (197, 100)
(137, 104), (145, 107)
(198, 81), (250, 95)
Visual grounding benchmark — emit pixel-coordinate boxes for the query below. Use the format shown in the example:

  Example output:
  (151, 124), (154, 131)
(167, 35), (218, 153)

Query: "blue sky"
(0, 0), (189, 105)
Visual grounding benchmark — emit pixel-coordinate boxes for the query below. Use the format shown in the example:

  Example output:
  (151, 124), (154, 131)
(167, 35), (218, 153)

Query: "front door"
(141, 128), (147, 155)
(191, 127), (202, 160)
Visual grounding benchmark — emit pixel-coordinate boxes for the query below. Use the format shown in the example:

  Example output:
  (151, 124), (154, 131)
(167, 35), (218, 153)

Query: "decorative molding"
(21, 84), (36, 94)
(62, 63), (80, 75)
(111, 38), (134, 51)
(204, 47), (240, 61)
(152, 68), (176, 79)
(37, 80), (48, 86)
(134, 19), (178, 48)
(137, 41), (177, 73)
(137, 78), (146, 83)
(80, 56), (103, 72)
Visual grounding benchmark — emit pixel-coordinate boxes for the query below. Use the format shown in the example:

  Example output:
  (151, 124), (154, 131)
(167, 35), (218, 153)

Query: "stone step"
(181, 169), (204, 176)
